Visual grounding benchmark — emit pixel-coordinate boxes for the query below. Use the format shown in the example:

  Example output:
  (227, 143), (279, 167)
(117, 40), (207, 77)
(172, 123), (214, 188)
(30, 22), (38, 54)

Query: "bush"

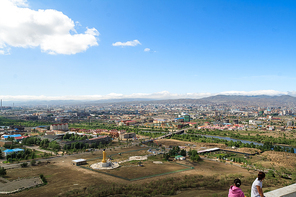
(0, 167), (6, 176)
(30, 159), (36, 166)
(20, 162), (28, 168)
(190, 155), (200, 162)
(40, 174), (47, 184)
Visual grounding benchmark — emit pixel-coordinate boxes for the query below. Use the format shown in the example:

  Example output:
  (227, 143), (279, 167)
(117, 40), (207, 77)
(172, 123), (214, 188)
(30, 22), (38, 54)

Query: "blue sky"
(1, 0), (296, 100)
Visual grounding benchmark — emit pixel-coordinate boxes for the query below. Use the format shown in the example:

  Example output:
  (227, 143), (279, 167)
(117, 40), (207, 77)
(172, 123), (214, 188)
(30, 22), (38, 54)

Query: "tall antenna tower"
(1, 99), (2, 111)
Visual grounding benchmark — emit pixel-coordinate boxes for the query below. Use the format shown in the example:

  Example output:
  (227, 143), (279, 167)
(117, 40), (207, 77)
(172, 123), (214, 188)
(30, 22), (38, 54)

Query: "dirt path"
(23, 145), (55, 154)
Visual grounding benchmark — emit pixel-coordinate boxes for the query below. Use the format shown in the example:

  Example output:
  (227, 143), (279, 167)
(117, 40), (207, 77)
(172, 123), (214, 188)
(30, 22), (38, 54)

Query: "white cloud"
(144, 48), (150, 52)
(0, 47), (11, 55)
(1, 90), (295, 101)
(112, 40), (141, 47)
(0, 0), (99, 55)
(10, 0), (28, 7)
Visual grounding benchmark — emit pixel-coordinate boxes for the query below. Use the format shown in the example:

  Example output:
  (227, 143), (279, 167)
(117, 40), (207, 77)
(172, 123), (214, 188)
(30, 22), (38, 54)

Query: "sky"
(1, 0), (296, 101)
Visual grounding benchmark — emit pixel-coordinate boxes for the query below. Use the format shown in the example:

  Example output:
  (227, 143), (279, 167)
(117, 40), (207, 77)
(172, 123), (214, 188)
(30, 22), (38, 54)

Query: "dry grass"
(261, 151), (296, 169)
(99, 161), (188, 180)
(4, 163), (110, 197)
(0, 143), (258, 197)
(234, 147), (262, 154)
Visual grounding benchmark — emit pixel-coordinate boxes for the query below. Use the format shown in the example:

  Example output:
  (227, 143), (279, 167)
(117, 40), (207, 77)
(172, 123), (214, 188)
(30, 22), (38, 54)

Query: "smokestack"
(1, 99), (2, 111)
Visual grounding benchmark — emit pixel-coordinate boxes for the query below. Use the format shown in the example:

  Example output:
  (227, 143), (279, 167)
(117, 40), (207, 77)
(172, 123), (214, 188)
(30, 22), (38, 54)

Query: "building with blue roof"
(3, 148), (24, 156)
(2, 134), (22, 139)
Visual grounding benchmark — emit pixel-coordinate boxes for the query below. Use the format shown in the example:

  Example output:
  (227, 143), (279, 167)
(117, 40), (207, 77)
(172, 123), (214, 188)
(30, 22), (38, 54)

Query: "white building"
(249, 120), (262, 125)
(50, 123), (68, 131)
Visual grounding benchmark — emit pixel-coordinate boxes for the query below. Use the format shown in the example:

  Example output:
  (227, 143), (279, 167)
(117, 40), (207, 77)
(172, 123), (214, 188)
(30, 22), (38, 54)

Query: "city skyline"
(1, 0), (296, 100)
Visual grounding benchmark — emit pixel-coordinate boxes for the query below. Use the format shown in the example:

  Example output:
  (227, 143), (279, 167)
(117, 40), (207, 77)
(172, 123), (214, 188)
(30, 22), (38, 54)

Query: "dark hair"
(234, 179), (241, 187)
(258, 171), (265, 180)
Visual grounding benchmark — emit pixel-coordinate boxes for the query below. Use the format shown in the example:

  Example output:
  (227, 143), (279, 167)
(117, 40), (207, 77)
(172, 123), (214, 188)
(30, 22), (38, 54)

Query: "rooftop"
(2, 134), (22, 138)
(3, 148), (24, 153)
(89, 136), (108, 141)
(72, 159), (86, 163)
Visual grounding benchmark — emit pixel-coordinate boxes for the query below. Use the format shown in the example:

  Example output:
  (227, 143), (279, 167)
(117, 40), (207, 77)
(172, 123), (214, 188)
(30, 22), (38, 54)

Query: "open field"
(89, 148), (149, 162)
(84, 148), (192, 180)
(0, 145), (252, 197)
(2, 161), (111, 197)
(0, 140), (292, 197)
(261, 151), (296, 169)
(99, 160), (189, 180)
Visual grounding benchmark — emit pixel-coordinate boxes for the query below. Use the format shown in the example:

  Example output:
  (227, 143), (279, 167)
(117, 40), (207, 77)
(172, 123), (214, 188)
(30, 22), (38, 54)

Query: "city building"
(50, 123), (68, 131)
(119, 132), (136, 139)
(72, 159), (87, 166)
(3, 148), (24, 156)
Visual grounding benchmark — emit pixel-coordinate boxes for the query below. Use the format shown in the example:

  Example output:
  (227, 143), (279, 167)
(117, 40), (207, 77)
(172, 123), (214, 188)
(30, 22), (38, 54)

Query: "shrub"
(190, 154), (200, 162)
(40, 174), (47, 184)
(0, 167), (6, 176)
(30, 159), (36, 166)
(20, 162), (28, 167)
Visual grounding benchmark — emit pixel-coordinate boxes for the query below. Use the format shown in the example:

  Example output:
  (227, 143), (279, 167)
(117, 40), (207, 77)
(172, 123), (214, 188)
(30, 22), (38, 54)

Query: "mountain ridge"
(5, 95), (296, 107)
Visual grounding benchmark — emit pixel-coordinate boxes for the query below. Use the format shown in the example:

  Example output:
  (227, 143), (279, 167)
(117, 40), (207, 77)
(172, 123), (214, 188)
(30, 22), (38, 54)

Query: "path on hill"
(23, 145), (55, 154)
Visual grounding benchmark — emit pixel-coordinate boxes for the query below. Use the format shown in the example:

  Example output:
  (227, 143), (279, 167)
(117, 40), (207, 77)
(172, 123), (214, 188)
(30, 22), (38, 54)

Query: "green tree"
(190, 155), (200, 162)
(30, 159), (36, 166)
(180, 149), (187, 157)
(0, 167), (6, 176)
(164, 153), (170, 160)
(20, 162), (28, 168)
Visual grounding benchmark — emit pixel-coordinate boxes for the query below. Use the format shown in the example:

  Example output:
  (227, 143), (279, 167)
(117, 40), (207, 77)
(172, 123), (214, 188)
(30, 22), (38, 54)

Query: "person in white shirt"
(251, 171), (265, 197)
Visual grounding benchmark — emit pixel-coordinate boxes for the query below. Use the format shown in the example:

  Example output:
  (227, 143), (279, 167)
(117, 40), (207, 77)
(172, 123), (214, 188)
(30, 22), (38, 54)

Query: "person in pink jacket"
(228, 179), (245, 197)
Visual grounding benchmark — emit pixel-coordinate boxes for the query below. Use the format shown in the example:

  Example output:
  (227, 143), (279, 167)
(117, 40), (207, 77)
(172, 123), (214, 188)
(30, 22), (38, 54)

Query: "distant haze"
(0, 90), (295, 102)
(1, 91), (296, 106)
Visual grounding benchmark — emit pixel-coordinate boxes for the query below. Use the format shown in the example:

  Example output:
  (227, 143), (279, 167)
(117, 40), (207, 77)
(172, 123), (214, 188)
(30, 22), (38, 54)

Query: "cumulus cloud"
(0, 0), (99, 55)
(112, 40), (141, 47)
(1, 90), (295, 101)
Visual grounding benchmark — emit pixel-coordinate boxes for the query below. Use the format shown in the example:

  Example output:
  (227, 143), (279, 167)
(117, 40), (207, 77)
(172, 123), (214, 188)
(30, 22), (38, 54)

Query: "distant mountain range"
(9, 98), (155, 107)
(7, 95), (296, 107)
(199, 95), (296, 106)
(131, 95), (296, 106)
